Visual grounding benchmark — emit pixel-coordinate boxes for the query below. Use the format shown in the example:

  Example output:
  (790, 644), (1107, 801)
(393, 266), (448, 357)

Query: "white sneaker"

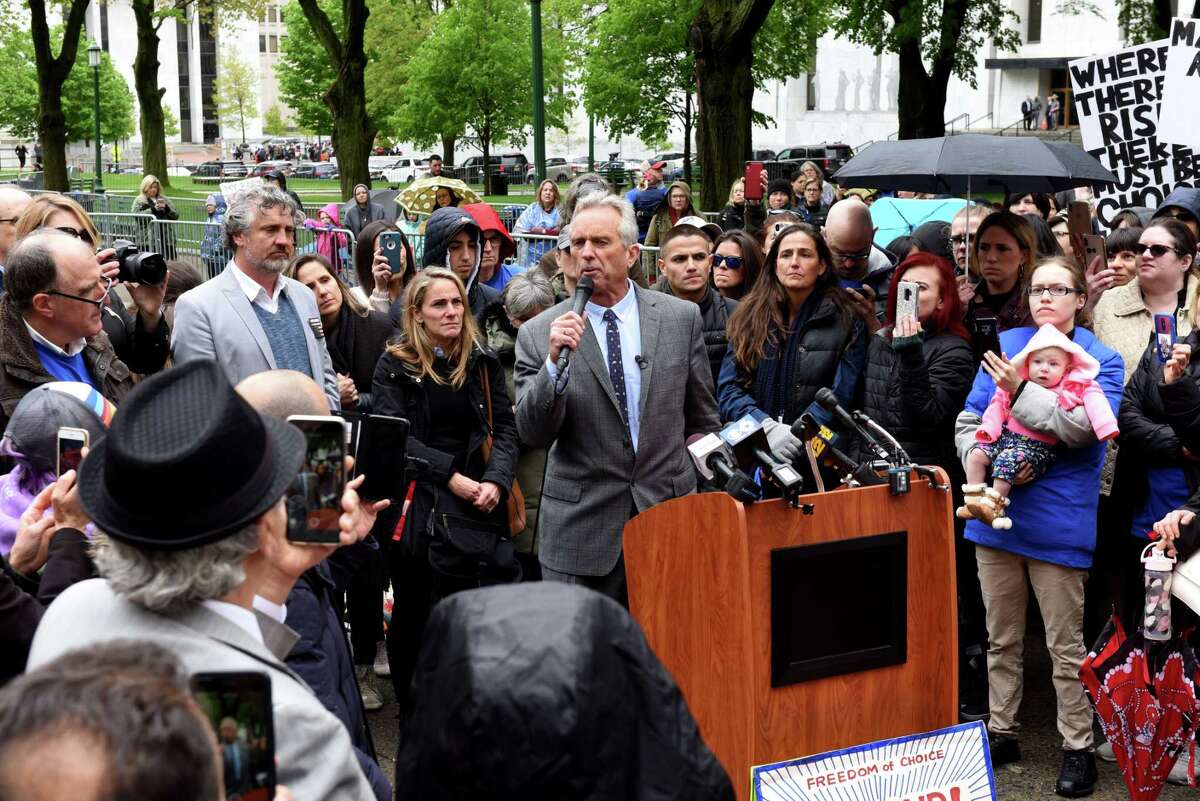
(356, 665), (382, 711)
(373, 640), (390, 678)
(1095, 741), (1115, 762)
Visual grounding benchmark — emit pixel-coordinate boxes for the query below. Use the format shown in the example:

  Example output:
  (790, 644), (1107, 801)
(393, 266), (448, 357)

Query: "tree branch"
(297, 0), (345, 66)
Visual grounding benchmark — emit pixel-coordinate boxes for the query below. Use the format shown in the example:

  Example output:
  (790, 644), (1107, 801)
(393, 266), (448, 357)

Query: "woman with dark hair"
(371, 267), (520, 707)
(955, 255), (1123, 795)
(712, 230), (763, 301)
(966, 211), (1039, 333)
(1005, 192), (1053, 220)
(717, 223), (869, 484)
(886, 235), (918, 260)
(863, 253), (973, 471)
(1021, 213), (1064, 259)
(354, 220), (415, 318)
(1104, 226), (1142, 287)
(286, 253), (395, 412)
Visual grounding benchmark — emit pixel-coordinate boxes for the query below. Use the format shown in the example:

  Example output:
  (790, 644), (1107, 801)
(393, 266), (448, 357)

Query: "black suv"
(768, 144), (855, 180)
(457, 153), (529, 187)
(192, 161), (250, 181)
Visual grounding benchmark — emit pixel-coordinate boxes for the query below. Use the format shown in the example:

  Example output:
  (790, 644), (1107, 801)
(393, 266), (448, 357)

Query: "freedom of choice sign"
(751, 721), (995, 801)
(1069, 21), (1200, 227)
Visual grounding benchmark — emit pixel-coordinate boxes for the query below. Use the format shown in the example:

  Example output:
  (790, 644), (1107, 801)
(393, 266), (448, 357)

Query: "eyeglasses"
(1026, 284), (1080, 297)
(1138, 243), (1183, 258)
(830, 246), (872, 265)
(46, 277), (113, 310)
(53, 226), (95, 246)
(712, 255), (744, 269)
(950, 235), (969, 246)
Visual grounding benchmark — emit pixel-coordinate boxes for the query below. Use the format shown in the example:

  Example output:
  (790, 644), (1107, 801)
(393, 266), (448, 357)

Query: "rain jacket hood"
(393, 583), (735, 801)
(1154, 188), (1200, 224)
(422, 206), (482, 291)
(319, 202), (341, 226)
(463, 203), (516, 261)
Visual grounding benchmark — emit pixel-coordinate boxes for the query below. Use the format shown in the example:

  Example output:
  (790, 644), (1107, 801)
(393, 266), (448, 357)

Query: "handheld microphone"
(554, 276), (595, 394)
(686, 433), (761, 504)
(814, 388), (890, 461)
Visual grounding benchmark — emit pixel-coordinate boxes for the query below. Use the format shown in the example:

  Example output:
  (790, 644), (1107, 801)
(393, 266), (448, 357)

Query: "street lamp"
(87, 41), (103, 193)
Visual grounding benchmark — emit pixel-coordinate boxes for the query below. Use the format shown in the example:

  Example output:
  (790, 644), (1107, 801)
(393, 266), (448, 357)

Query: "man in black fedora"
(27, 358), (385, 801)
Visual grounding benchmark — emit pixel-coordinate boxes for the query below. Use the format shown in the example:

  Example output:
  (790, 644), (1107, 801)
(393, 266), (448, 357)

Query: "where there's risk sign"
(750, 721), (996, 801)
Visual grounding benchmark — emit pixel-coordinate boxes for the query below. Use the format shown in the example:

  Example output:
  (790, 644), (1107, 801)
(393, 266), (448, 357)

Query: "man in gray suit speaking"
(171, 185), (339, 409)
(515, 193), (719, 603)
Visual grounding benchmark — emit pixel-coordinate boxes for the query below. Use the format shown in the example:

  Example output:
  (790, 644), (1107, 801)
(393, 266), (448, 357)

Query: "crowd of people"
(0, 159), (1199, 800)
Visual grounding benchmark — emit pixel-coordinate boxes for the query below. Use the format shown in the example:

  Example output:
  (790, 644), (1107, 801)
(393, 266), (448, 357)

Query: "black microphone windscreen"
(815, 388), (838, 409)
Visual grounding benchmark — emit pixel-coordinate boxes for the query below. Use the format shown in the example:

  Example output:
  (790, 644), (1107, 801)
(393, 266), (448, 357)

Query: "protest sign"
(1070, 42), (1199, 227)
(219, 176), (264, 207)
(1159, 17), (1200, 151)
(751, 721), (995, 801)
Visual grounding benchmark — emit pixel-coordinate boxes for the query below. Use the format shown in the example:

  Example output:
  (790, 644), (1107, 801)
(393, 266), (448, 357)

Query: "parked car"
(769, 143), (855, 180)
(569, 156), (591, 174)
(751, 149), (777, 162)
(293, 162), (339, 180)
(193, 161), (249, 178)
(248, 160), (294, 177)
(456, 153), (529, 187)
(666, 162), (700, 183)
(381, 157), (429, 184)
(525, 157), (572, 183)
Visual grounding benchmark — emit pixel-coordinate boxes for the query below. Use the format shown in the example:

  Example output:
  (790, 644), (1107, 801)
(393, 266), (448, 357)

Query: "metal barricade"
(511, 232), (557, 270)
(91, 213), (156, 251)
(148, 219), (232, 281)
(294, 224), (358, 286)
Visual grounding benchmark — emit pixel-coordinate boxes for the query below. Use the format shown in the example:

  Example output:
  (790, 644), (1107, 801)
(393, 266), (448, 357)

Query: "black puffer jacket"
(369, 342), (519, 549)
(717, 202), (744, 231)
(652, 279), (738, 388)
(861, 329), (974, 471)
(1118, 331), (1200, 502)
(394, 582), (735, 801)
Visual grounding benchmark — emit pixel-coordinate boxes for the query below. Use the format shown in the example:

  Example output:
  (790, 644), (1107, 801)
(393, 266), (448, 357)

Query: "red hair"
(884, 252), (970, 343)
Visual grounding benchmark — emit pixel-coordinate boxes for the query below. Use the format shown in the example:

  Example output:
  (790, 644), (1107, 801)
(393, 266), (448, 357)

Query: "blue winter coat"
(960, 325), (1123, 568)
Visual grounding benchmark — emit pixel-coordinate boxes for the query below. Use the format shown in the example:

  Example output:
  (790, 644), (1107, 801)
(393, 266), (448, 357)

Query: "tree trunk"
(682, 93), (693, 187)
(327, 62), (375, 195)
(441, 134), (456, 166)
(481, 128), (493, 195)
(131, 0), (169, 187)
(29, 0), (90, 192)
(690, 0), (773, 214)
(895, 40), (947, 139)
(38, 83), (70, 191)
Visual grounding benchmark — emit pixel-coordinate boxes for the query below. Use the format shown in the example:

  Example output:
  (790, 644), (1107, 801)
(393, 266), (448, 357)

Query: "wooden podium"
(623, 477), (958, 800)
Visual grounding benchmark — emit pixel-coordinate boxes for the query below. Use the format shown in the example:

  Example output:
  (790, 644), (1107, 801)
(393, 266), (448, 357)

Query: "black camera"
(111, 238), (167, 286)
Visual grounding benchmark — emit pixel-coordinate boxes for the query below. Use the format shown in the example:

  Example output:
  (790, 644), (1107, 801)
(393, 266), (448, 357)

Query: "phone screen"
(286, 417), (346, 544)
(357, 415), (410, 502)
(190, 672), (276, 801)
(1155, 313), (1176, 363)
(380, 231), (404, 274)
(57, 428), (88, 477)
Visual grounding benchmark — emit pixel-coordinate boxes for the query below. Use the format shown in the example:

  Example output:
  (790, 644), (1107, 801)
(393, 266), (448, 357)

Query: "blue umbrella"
(869, 197), (969, 249)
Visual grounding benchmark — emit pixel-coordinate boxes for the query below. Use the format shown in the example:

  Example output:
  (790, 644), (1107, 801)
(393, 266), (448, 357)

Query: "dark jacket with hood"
(652, 277), (738, 388)
(102, 298), (169, 375)
(463, 203), (518, 290)
(394, 582), (735, 801)
(1153, 187), (1200, 230)
(344, 184), (388, 239)
(0, 293), (134, 432)
(419, 206), (500, 324)
(862, 327), (974, 471)
(370, 341), (519, 551)
(717, 202), (745, 232)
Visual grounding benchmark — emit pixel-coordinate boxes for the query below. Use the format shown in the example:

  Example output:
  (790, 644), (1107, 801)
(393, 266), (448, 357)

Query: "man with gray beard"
(171, 185), (339, 408)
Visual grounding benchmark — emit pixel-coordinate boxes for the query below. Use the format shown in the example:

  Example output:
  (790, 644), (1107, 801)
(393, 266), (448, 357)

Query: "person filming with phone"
(27, 358), (385, 800)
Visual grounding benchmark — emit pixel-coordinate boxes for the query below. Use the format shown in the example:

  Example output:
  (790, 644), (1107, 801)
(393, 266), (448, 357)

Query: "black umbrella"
(341, 189), (400, 225)
(832, 134), (1117, 195)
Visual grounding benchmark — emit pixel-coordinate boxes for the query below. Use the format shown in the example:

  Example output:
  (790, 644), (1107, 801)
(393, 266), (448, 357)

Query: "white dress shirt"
(230, 260), (286, 314)
(24, 321), (86, 357)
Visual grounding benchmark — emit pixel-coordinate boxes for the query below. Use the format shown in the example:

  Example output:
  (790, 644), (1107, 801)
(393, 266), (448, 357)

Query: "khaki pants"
(975, 544), (1094, 751)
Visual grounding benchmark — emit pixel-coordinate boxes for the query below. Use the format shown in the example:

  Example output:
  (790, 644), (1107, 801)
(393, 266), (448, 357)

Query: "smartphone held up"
(285, 416), (347, 545)
(190, 672), (276, 801)
(57, 427), (89, 476)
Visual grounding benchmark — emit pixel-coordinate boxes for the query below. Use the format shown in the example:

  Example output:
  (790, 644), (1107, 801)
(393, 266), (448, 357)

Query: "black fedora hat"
(78, 359), (306, 550)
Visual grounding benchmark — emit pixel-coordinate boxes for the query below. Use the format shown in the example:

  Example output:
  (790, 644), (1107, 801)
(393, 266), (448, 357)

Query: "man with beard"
(171, 185), (339, 409)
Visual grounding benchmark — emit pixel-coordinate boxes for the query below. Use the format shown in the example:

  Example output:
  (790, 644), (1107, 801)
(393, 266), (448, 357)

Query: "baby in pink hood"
(959, 323), (1118, 529)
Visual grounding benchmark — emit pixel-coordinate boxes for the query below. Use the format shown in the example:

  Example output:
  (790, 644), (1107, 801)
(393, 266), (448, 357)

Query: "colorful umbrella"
(398, 177), (483, 215)
(1080, 615), (1200, 800)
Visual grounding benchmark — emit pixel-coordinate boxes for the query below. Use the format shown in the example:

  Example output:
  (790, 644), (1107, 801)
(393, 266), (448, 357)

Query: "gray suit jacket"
(514, 284), (719, 576)
(171, 262), (340, 409)
(29, 579), (375, 800)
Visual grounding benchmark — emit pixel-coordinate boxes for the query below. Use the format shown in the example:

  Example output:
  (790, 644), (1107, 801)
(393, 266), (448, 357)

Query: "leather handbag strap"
(480, 364), (494, 460)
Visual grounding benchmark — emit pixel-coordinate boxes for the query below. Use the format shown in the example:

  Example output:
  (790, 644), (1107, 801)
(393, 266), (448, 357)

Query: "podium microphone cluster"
(687, 433), (761, 504)
(553, 275), (595, 396)
(814, 388), (891, 462)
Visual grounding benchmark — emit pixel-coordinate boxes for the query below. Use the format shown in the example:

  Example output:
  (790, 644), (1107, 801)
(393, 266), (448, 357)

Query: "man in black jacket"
(653, 221), (738, 389)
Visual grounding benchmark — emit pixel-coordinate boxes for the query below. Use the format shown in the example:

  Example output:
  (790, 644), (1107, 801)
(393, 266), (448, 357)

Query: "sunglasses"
(54, 226), (96, 246)
(1139, 243), (1183, 258)
(46, 277), (113, 310)
(712, 254), (744, 269)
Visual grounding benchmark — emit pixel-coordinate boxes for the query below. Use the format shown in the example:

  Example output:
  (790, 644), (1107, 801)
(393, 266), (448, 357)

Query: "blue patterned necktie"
(603, 309), (629, 427)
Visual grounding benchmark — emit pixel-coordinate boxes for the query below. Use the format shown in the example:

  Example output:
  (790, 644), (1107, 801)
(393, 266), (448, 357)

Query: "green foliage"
(263, 104), (289, 135)
(829, 0), (1021, 88)
(1116, 0), (1164, 43)
(277, 0), (337, 134)
(163, 104), (180, 138)
(386, 0), (570, 154)
(364, 0), (435, 142)
(0, 20), (134, 142)
(213, 51), (258, 141)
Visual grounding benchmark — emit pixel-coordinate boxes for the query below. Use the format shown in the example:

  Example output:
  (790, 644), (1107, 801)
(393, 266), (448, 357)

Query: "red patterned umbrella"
(1080, 616), (1200, 801)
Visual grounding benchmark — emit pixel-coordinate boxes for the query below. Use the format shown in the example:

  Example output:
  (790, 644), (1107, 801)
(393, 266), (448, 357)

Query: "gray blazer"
(514, 284), (719, 576)
(171, 262), (340, 409)
(29, 579), (375, 800)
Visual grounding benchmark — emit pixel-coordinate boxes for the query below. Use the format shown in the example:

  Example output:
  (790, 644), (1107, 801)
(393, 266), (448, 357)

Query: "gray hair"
(571, 192), (639, 247)
(560, 172), (612, 225)
(91, 526), (261, 613)
(502, 270), (556, 322)
(223, 185), (302, 251)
